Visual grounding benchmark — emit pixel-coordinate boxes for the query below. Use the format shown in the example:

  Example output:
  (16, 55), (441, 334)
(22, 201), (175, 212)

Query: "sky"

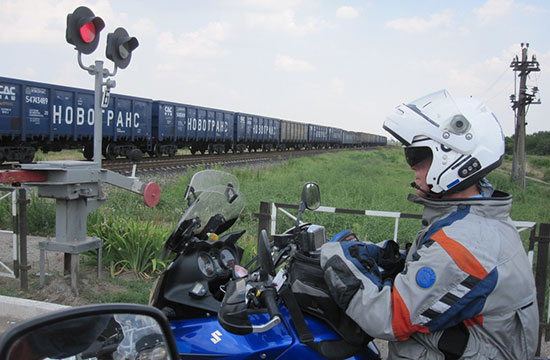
(0, 0), (548, 138)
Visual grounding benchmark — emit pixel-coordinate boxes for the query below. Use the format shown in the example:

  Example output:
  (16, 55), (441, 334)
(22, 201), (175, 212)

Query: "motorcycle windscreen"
(187, 170), (240, 195)
(183, 186), (245, 235)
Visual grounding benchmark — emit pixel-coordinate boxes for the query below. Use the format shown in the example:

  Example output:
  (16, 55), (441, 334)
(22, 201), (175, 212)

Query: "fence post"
(12, 190), (19, 278)
(18, 188), (29, 291)
(255, 201), (272, 240)
(534, 223), (550, 356)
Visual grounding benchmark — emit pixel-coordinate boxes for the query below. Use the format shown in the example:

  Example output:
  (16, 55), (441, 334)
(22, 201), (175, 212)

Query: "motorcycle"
(149, 170), (381, 359)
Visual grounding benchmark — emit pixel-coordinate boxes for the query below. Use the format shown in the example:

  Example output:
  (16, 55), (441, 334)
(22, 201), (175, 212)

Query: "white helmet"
(383, 89), (505, 195)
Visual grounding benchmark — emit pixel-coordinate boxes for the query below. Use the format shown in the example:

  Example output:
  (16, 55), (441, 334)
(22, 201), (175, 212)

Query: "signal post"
(0, 6), (157, 295)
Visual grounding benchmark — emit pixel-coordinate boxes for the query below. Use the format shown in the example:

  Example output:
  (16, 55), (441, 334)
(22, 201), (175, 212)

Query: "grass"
(2, 147), (549, 304)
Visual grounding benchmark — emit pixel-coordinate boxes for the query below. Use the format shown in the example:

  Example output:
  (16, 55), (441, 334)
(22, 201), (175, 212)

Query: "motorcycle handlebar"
(252, 287), (281, 333)
(261, 288), (281, 320)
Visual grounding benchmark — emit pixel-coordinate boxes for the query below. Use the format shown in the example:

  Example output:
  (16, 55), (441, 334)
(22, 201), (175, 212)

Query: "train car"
(328, 127), (343, 148)
(342, 130), (354, 148)
(375, 135), (388, 146)
(0, 76), (152, 163)
(280, 119), (308, 150)
(0, 76), (387, 163)
(357, 132), (370, 147)
(234, 113), (280, 153)
(307, 124), (329, 149)
(153, 101), (234, 155)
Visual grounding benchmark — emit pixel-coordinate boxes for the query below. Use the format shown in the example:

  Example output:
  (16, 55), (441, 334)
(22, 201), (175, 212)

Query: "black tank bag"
(281, 251), (373, 359)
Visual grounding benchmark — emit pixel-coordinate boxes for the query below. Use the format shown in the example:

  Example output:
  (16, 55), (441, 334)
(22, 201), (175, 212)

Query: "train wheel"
(105, 144), (117, 161)
(200, 149), (206, 155)
(83, 144), (94, 161)
(190, 148), (197, 155)
(20, 148), (35, 164)
(154, 144), (163, 158)
(127, 149), (143, 162)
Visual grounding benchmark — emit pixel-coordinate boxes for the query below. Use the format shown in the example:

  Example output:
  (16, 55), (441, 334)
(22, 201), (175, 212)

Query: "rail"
(255, 201), (546, 356)
(0, 187), (29, 290)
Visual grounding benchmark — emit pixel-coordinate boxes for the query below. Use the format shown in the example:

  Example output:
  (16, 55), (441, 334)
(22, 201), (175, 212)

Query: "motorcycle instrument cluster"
(219, 248), (236, 269)
(197, 253), (215, 278)
(197, 247), (238, 278)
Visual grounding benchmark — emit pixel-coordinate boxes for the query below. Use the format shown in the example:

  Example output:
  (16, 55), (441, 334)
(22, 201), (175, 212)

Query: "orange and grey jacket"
(321, 190), (538, 359)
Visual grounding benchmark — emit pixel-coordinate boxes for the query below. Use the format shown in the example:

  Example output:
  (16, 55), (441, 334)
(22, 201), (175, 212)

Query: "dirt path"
(0, 232), (125, 306)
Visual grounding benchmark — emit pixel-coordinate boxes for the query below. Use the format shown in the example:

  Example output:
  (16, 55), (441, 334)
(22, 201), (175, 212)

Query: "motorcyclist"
(321, 90), (538, 359)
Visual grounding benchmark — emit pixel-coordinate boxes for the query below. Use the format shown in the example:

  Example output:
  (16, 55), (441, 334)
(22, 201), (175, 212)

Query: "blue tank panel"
(171, 313), (293, 359)
(171, 306), (380, 359)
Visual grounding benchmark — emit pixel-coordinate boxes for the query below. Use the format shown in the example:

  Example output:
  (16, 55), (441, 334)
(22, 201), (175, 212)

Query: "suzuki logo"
(210, 330), (222, 344)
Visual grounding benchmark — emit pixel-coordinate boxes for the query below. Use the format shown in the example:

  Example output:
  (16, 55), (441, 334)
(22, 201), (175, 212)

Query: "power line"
(509, 43), (541, 189)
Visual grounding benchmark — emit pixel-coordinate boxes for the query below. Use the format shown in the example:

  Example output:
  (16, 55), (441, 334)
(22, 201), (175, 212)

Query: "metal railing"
(0, 187), (29, 290)
(0, 187), (17, 279)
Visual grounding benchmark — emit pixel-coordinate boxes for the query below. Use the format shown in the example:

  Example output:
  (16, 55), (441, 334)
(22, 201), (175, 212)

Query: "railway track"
(103, 148), (354, 175)
(0, 147), (368, 175)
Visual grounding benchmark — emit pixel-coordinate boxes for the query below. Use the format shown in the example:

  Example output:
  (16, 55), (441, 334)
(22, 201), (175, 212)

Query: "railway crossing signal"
(65, 6), (105, 54)
(106, 27), (139, 69)
(0, 5), (157, 294)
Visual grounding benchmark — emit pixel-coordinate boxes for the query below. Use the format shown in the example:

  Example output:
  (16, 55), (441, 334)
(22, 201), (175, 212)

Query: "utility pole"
(509, 43), (541, 189)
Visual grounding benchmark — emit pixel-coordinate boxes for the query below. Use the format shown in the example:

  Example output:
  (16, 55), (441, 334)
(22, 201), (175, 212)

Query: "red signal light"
(79, 21), (96, 43)
(66, 6), (104, 54)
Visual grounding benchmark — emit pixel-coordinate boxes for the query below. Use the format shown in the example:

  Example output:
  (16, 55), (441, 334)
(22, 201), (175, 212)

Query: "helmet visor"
(404, 146), (432, 167)
(405, 90), (471, 135)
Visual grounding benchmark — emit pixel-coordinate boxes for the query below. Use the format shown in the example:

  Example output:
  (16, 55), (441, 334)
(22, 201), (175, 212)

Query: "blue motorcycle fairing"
(172, 311), (293, 359)
(171, 306), (380, 359)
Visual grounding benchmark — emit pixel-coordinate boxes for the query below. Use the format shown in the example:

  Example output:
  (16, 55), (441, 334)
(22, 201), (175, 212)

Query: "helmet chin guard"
(383, 90), (505, 195)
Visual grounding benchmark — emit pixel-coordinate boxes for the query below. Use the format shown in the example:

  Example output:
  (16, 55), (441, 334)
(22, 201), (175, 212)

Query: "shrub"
(89, 217), (170, 279)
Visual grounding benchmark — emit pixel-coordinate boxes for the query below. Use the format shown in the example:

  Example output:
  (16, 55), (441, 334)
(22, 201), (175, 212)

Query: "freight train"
(0, 76), (387, 164)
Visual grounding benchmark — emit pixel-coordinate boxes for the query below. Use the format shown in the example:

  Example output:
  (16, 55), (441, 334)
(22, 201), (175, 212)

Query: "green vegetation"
(505, 131), (550, 156)
(88, 217), (171, 279)
(1, 148), (549, 305)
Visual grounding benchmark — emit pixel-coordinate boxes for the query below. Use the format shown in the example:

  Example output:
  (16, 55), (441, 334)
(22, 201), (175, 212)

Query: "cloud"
(246, 10), (330, 36)
(473, 0), (514, 25)
(155, 22), (230, 60)
(275, 54), (313, 72)
(238, 0), (304, 10)
(385, 9), (452, 33)
(0, 0), (72, 44)
(336, 6), (359, 19)
(0, 0), (120, 45)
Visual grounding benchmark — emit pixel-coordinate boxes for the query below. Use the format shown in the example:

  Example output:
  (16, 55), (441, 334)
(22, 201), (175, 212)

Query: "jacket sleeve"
(320, 229), (497, 341)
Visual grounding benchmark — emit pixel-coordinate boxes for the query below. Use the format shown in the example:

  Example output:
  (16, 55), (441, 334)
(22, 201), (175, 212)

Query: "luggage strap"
(279, 284), (364, 360)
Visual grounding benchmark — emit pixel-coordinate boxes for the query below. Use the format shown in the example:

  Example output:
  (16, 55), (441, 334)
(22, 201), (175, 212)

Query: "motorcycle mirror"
(302, 182), (321, 211)
(0, 304), (178, 360)
(258, 229), (276, 280)
(295, 182), (321, 228)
